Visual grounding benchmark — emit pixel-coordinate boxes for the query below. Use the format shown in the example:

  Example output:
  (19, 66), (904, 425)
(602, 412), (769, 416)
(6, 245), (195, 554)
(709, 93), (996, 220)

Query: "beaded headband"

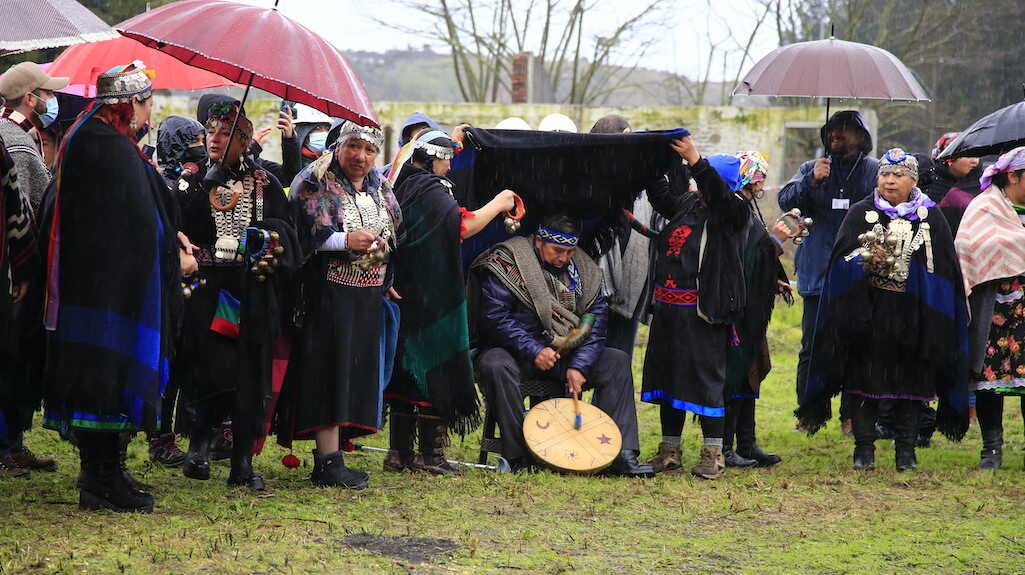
(536, 226), (579, 247)
(95, 61), (154, 104)
(205, 100), (253, 142)
(879, 148), (918, 181)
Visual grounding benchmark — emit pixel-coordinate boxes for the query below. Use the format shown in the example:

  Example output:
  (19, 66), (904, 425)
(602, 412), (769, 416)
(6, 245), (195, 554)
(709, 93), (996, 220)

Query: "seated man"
(473, 214), (654, 477)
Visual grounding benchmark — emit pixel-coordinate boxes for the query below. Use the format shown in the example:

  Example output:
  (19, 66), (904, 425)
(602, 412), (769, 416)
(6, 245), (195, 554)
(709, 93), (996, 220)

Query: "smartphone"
(279, 100), (297, 117)
(142, 144), (155, 160)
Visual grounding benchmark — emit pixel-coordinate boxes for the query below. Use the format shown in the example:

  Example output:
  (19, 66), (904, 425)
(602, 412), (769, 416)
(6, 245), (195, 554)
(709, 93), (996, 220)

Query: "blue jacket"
(477, 271), (608, 377)
(779, 109), (879, 296)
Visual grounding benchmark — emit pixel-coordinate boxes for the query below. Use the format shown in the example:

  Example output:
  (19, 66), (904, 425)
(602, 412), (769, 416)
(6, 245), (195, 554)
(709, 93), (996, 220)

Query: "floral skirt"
(976, 277), (1025, 395)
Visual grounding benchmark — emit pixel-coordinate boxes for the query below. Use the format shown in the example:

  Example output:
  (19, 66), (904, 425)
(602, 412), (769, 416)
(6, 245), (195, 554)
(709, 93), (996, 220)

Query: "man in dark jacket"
(778, 110), (878, 412)
(474, 215), (653, 477)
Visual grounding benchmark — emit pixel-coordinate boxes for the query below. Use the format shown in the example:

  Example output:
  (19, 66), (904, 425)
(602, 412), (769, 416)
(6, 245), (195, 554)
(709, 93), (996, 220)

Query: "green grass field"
(3, 300), (1025, 574)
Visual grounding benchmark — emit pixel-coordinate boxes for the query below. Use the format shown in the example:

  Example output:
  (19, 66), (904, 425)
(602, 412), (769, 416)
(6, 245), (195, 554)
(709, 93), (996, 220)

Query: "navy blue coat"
(778, 110), (878, 297)
(477, 269), (608, 377)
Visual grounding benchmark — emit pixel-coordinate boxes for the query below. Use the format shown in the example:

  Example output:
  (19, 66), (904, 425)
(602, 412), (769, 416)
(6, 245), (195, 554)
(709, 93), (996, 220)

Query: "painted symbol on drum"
(535, 420), (550, 430)
(597, 433), (612, 445)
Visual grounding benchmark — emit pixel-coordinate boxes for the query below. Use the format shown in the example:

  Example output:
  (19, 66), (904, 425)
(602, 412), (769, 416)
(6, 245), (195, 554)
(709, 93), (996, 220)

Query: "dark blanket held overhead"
(451, 127), (690, 260)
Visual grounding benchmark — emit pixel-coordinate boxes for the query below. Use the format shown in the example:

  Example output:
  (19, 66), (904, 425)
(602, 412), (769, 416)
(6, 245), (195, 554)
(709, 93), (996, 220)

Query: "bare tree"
(377, 0), (670, 105)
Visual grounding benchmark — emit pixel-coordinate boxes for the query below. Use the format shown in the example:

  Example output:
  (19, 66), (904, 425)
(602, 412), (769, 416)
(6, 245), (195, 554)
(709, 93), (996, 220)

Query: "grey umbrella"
(936, 101), (1025, 160)
(0, 0), (118, 55)
(732, 37), (930, 121)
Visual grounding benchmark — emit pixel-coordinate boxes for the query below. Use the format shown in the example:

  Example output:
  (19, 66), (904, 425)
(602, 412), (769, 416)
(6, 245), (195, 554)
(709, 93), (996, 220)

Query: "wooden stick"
(572, 390), (582, 430)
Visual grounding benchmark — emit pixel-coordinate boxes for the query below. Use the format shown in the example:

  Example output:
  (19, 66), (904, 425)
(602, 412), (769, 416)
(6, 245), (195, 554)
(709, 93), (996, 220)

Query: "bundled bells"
(777, 208), (813, 244)
(242, 228), (285, 282)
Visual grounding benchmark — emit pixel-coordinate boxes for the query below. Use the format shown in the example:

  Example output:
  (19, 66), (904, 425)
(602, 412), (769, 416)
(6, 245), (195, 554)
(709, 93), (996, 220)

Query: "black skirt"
(641, 303), (730, 417)
(279, 280), (385, 442)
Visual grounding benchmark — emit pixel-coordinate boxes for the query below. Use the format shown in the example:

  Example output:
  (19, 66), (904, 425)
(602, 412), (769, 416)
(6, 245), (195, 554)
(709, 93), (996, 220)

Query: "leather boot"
(383, 406), (415, 472)
(78, 432), (153, 513)
(735, 399), (781, 467)
(646, 442), (682, 474)
(182, 427), (212, 480)
(210, 423), (233, 461)
(119, 432), (152, 491)
(691, 445), (725, 480)
(310, 449), (368, 489)
(606, 450), (656, 477)
(724, 450), (758, 467)
(853, 445), (875, 470)
(852, 398), (878, 470)
(978, 428), (1003, 470)
(893, 400), (919, 472)
(227, 439), (265, 490)
(413, 419), (463, 475)
(8, 446), (56, 472)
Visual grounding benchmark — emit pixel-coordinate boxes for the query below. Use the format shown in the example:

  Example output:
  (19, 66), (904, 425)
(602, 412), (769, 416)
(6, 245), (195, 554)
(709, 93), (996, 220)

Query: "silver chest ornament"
(846, 208), (934, 291)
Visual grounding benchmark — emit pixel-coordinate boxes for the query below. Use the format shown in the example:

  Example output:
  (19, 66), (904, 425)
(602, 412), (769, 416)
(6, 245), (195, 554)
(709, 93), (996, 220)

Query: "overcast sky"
(237, 0), (782, 82)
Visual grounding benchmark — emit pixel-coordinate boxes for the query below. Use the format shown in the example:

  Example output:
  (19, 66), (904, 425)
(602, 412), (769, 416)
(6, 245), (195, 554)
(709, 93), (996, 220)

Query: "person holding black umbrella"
(778, 110), (879, 432)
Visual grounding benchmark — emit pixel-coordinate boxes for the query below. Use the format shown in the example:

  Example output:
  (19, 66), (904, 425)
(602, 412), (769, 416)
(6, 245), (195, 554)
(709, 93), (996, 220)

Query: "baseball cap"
(0, 62), (69, 102)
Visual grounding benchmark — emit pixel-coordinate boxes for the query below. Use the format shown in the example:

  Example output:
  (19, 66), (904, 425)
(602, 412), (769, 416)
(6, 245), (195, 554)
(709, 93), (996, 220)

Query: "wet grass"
(2, 299), (1025, 574)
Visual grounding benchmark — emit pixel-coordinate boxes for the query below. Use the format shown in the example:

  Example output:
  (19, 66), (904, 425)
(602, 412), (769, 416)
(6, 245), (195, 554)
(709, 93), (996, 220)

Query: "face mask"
(37, 94), (58, 128)
(181, 145), (208, 166)
(306, 131), (328, 154)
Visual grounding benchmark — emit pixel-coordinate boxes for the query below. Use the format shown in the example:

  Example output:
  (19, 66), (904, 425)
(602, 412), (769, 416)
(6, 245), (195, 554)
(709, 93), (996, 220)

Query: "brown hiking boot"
(691, 445), (725, 480)
(0, 455), (30, 478)
(411, 420), (463, 476)
(9, 447), (57, 471)
(646, 442), (682, 473)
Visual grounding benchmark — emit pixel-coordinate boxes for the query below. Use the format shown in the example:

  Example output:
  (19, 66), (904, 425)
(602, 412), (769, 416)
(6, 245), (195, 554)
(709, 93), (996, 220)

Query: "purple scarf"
(873, 187), (935, 221)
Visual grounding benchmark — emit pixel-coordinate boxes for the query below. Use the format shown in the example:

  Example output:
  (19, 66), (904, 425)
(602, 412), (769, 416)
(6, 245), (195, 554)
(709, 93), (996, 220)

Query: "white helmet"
(495, 117), (532, 130)
(293, 103), (332, 126)
(538, 113), (577, 133)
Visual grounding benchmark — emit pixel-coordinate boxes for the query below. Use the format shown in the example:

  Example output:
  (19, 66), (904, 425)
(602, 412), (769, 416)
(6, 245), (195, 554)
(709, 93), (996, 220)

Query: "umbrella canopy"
(46, 36), (237, 97)
(0, 0), (118, 54)
(936, 101), (1025, 160)
(117, 0), (376, 126)
(733, 38), (930, 102)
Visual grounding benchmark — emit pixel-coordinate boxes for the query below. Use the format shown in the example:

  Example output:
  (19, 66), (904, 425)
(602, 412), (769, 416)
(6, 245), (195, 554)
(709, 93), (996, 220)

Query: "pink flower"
(988, 346), (997, 357)
(993, 314), (1007, 327)
(1002, 359), (1012, 372)
(984, 367), (997, 381)
(1011, 338), (1021, 354)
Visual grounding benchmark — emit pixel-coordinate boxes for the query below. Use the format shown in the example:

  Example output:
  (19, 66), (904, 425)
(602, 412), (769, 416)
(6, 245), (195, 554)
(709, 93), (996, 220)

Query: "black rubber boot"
(78, 431), (154, 513)
(852, 398), (878, 471)
(893, 400), (919, 472)
(227, 439), (265, 490)
(384, 402), (415, 472)
(606, 450), (656, 478)
(182, 427), (212, 480)
(977, 392), (1004, 470)
(310, 450), (368, 489)
(735, 398), (781, 467)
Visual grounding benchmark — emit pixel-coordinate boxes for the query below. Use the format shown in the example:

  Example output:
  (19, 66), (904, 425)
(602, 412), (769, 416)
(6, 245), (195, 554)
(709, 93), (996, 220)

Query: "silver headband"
(337, 120), (384, 152)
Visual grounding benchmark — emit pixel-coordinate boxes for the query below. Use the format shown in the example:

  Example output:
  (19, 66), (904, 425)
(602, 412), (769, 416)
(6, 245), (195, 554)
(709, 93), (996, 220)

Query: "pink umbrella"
(45, 36), (238, 97)
(116, 0), (376, 126)
(733, 37), (930, 120)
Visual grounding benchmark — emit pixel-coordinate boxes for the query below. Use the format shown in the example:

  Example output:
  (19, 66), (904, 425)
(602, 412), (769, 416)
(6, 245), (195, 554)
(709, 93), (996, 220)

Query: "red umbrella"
(732, 37), (929, 120)
(116, 0), (377, 126)
(46, 36), (237, 96)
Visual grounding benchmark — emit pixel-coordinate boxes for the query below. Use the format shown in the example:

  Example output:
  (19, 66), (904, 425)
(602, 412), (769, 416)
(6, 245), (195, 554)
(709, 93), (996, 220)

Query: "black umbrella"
(937, 101), (1025, 160)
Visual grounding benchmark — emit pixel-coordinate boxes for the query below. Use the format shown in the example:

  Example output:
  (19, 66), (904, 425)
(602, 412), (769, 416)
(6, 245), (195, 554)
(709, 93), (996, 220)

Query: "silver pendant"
(214, 236), (240, 260)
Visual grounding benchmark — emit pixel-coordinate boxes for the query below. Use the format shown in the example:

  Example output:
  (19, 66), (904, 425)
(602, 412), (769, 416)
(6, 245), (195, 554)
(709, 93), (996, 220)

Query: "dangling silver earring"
(129, 116), (138, 131)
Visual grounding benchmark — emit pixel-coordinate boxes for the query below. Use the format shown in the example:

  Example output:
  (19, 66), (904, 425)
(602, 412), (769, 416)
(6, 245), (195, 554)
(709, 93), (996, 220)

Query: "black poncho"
(386, 164), (479, 435)
(796, 195), (969, 440)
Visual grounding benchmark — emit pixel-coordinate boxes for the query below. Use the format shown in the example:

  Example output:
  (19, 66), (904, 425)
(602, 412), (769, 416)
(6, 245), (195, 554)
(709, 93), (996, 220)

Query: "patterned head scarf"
(95, 61), (153, 104)
(878, 148), (918, 181)
(980, 146), (1025, 192)
(334, 120), (384, 153)
(737, 151), (769, 189)
(931, 132), (960, 161)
